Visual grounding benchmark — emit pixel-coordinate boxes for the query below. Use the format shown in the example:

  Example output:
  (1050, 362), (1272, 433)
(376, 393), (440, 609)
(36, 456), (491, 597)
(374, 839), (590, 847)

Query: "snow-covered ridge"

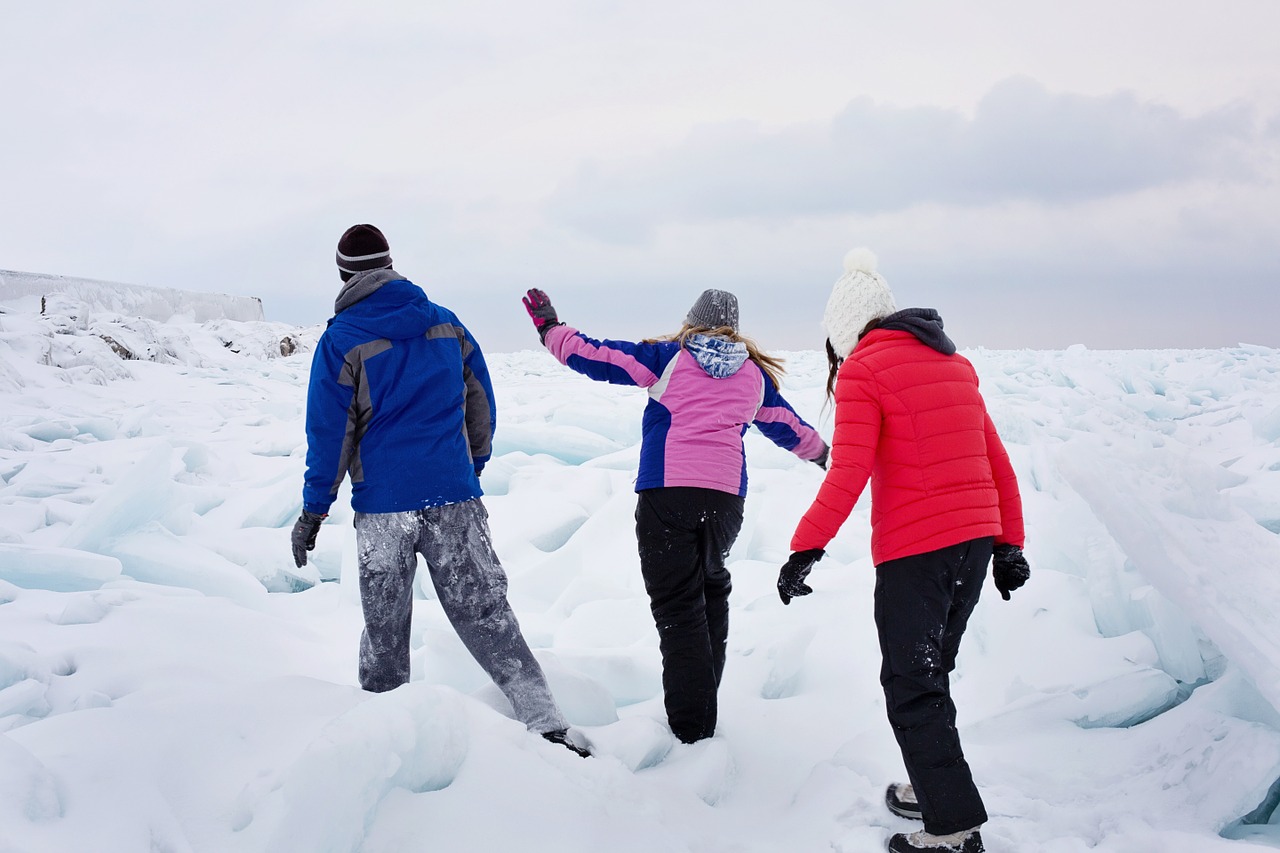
(0, 269), (265, 324)
(0, 272), (317, 386)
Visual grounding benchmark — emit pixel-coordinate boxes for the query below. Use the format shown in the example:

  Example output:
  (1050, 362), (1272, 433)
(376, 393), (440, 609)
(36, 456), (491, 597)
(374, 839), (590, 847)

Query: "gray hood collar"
(335, 268), (402, 314)
(874, 308), (956, 355)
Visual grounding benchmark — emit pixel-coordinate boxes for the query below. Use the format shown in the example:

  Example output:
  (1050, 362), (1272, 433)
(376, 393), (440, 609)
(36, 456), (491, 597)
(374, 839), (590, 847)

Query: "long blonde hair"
(646, 323), (787, 390)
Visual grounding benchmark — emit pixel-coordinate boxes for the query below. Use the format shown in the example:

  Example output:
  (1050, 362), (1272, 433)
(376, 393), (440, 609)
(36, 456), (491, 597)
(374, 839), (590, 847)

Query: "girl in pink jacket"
(524, 287), (828, 742)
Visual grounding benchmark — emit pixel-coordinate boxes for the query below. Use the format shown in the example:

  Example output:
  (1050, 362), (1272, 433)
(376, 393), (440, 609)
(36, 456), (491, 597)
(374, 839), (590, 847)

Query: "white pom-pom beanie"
(822, 247), (897, 359)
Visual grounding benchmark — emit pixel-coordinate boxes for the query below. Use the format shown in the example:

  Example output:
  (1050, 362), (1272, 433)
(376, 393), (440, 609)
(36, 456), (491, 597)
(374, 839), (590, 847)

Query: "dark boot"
(886, 782), (923, 821)
(887, 828), (984, 852)
(542, 728), (592, 758)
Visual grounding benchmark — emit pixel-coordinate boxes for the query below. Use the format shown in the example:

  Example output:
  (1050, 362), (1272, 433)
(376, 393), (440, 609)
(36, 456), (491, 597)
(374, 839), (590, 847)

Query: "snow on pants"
(874, 536), (994, 836)
(353, 499), (569, 734)
(635, 487), (745, 744)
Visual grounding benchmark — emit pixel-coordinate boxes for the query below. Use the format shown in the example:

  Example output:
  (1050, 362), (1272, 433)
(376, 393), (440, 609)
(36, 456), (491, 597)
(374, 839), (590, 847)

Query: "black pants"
(635, 487), (745, 743)
(874, 536), (993, 836)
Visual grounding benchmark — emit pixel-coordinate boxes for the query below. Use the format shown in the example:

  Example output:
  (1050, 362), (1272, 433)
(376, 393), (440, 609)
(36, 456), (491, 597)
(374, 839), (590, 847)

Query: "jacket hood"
(872, 308), (956, 355)
(686, 333), (750, 378)
(329, 271), (433, 340)
(335, 268), (403, 314)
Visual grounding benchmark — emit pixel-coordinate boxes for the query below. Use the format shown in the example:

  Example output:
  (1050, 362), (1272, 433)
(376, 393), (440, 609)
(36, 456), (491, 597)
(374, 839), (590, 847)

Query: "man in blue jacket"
(291, 224), (586, 756)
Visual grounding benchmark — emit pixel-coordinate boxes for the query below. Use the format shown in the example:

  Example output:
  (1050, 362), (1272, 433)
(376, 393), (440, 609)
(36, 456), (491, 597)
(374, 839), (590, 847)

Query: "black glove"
(291, 510), (326, 568)
(992, 543), (1030, 601)
(522, 288), (563, 344)
(811, 445), (830, 470)
(777, 548), (824, 604)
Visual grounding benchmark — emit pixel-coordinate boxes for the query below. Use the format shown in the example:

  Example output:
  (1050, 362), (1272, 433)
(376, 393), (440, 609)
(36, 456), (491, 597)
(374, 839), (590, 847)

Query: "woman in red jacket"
(777, 249), (1029, 853)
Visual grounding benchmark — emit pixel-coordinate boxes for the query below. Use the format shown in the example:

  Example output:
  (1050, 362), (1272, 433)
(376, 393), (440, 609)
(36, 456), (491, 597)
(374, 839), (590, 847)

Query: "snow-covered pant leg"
(418, 499), (569, 735)
(635, 487), (744, 744)
(874, 537), (993, 836)
(354, 511), (422, 693)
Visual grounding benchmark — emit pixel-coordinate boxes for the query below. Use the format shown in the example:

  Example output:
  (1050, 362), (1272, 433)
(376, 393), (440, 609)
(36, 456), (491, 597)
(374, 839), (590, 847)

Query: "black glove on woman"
(992, 543), (1030, 601)
(777, 549), (824, 604)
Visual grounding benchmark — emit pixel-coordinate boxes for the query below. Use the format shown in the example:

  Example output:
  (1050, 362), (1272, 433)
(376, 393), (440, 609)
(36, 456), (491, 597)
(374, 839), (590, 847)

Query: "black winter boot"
(542, 728), (592, 758)
(886, 782), (923, 821)
(887, 828), (983, 852)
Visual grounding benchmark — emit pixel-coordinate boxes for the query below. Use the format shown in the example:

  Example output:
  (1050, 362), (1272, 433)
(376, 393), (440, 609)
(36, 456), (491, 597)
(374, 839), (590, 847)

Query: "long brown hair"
(824, 338), (842, 402)
(646, 323), (787, 390)
(825, 317), (884, 402)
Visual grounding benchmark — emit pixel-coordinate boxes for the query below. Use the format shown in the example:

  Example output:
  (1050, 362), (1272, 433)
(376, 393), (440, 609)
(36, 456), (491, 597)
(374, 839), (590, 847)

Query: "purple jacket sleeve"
(752, 370), (828, 461)
(544, 324), (674, 387)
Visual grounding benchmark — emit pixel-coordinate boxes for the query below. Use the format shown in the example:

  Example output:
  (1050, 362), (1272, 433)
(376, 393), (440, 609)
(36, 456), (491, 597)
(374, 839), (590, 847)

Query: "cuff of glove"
(538, 321), (565, 345)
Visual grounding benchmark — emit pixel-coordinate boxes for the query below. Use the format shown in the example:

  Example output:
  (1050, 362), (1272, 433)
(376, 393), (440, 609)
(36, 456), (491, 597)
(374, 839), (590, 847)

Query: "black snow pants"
(874, 536), (993, 836)
(635, 487), (745, 744)
(353, 499), (569, 734)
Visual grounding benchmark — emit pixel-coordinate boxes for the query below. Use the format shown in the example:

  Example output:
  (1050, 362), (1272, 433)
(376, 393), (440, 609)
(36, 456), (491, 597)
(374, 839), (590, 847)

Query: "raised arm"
(523, 288), (672, 388)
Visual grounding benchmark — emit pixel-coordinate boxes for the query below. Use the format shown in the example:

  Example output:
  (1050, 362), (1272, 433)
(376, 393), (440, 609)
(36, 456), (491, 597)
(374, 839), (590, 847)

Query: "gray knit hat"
(685, 289), (740, 332)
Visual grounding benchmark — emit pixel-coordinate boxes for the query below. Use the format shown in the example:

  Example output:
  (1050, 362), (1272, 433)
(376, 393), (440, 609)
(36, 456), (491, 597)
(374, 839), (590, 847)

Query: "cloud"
(547, 77), (1270, 243)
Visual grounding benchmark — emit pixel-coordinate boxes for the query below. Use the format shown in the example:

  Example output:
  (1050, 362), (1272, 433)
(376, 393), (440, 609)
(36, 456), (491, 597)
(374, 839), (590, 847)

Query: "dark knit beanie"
(336, 224), (393, 282)
(685, 288), (740, 332)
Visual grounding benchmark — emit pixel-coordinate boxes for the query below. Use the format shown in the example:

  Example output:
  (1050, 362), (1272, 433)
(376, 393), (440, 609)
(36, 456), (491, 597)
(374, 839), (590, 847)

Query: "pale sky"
(2, 1), (1278, 351)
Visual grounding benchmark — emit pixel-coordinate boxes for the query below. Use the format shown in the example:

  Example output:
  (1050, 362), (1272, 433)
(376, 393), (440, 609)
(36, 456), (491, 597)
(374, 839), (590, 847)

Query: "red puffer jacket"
(790, 328), (1024, 564)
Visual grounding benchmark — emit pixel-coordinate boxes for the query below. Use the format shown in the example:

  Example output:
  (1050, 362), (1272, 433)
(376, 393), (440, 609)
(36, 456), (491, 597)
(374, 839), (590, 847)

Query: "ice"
(1061, 441), (1280, 711)
(108, 528), (273, 603)
(58, 443), (181, 553)
(978, 666), (1184, 730)
(3, 286), (1280, 850)
(758, 624), (817, 700)
(240, 686), (469, 852)
(492, 421), (628, 465)
(545, 649), (662, 707)
(0, 543), (122, 592)
(473, 651), (620, 727)
(580, 715), (674, 771)
(553, 597), (655, 649)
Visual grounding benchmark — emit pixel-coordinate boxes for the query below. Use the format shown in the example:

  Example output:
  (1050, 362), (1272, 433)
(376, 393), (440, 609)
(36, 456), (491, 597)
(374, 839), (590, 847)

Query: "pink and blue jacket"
(544, 325), (828, 497)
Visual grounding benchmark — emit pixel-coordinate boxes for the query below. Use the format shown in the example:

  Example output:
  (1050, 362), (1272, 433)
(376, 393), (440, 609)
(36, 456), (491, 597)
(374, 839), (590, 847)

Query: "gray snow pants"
(353, 499), (569, 734)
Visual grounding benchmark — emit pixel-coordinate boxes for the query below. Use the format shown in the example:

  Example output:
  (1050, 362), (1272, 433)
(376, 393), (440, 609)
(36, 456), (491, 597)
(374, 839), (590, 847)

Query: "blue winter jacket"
(302, 270), (495, 515)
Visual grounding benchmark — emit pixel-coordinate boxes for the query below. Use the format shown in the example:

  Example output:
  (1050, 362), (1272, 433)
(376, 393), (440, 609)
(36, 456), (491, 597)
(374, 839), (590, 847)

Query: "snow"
(3, 285), (1280, 851)
(0, 269), (265, 324)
